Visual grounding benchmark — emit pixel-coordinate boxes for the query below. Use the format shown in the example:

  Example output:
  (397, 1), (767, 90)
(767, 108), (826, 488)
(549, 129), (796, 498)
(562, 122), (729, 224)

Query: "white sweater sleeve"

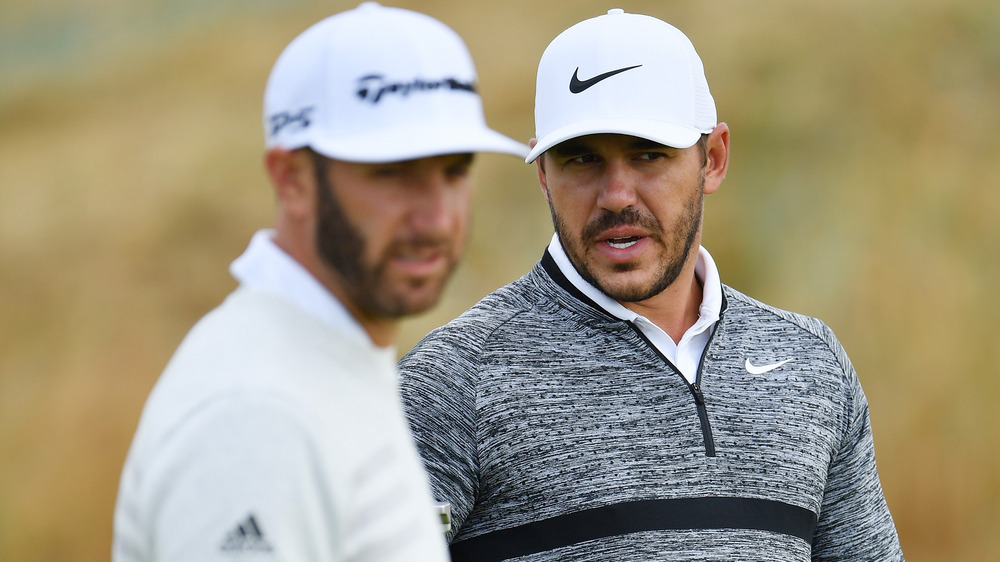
(138, 395), (344, 562)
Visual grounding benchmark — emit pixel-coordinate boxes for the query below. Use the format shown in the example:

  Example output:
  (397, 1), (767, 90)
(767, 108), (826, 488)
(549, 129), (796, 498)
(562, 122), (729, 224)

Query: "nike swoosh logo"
(569, 64), (642, 94)
(744, 358), (792, 375)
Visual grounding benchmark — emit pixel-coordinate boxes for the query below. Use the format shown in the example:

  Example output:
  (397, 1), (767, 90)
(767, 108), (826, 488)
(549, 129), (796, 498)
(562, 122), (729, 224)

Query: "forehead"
(547, 134), (674, 157)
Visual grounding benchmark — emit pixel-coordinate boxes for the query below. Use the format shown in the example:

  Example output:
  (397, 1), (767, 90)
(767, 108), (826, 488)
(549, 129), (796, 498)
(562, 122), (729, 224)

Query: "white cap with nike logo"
(526, 8), (717, 163)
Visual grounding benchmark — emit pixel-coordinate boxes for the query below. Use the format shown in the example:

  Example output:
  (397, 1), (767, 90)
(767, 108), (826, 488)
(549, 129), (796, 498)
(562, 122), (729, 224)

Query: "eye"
(635, 151), (667, 161)
(568, 154), (600, 165)
(445, 162), (472, 180)
(369, 165), (405, 179)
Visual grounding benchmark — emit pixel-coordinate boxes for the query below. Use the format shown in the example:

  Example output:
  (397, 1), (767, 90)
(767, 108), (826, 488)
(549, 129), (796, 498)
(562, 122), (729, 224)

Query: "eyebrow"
(550, 137), (674, 158)
(453, 152), (476, 166)
(550, 141), (594, 159)
(627, 138), (673, 151)
(389, 152), (475, 167)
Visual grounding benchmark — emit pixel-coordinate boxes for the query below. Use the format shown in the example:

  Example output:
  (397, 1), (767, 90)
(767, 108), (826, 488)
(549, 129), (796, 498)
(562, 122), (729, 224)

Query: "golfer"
(113, 3), (526, 561)
(399, 9), (904, 561)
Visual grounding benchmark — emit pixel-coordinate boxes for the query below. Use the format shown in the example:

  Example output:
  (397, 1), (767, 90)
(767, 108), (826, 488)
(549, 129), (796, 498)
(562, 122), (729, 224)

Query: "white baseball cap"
(526, 9), (717, 163)
(263, 2), (527, 163)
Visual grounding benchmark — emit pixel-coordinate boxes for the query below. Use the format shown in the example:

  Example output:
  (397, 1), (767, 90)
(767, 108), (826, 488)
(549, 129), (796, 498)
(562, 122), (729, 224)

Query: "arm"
(398, 327), (481, 540)
(140, 397), (343, 561)
(812, 369), (904, 561)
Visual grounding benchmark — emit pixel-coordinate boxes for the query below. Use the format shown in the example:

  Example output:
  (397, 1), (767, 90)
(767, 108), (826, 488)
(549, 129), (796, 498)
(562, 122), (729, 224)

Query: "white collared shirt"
(229, 229), (377, 350)
(547, 233), (722, 384)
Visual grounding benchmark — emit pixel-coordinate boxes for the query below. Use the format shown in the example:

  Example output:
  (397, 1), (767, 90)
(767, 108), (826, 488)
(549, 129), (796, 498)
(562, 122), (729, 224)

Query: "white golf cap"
(526, 9), (717, 163)
(263, 2), (527, 162)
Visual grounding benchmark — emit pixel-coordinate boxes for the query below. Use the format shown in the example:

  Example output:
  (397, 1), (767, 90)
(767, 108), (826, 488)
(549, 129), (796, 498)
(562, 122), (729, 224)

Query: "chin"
(594, 275), (662, 303)
(388, 282), (450, 317)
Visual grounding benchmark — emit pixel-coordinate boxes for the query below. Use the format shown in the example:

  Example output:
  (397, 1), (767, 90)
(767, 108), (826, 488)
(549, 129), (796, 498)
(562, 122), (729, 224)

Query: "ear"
(264, 148), (314, 221)
(530, 138), (552, 203)
(703, 123), (730, 195)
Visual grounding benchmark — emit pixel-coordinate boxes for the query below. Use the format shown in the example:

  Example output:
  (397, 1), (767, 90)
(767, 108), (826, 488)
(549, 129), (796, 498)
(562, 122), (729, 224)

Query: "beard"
(312, 154), (458, 318)
(551, 175), (704, 303)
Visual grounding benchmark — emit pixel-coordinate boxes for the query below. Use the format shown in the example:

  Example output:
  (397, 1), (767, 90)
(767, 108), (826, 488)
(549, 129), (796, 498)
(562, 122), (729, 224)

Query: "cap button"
(607, 8), (625, 15)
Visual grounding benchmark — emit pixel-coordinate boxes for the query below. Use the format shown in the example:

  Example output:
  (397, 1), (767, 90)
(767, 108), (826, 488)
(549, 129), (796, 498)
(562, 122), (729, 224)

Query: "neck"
(315, 268), (399, 349)
(354, 313), (398, 348)
(273, 227), (397, 349)
(621, 262), (703, 345)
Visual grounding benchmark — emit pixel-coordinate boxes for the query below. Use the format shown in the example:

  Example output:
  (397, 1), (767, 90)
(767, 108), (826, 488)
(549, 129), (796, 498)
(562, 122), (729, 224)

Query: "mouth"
(591, 230), (650, 264)
(397, 249), (438, 262)
(390, 244), (450, 277)
(606, 236), (641, 249)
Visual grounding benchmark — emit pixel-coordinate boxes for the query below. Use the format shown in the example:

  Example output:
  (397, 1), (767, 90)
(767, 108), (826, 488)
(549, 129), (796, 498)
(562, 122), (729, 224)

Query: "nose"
(595, 160), (638, 213)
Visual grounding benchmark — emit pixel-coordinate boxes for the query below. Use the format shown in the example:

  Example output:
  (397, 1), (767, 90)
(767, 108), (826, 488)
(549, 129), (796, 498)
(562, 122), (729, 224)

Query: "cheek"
(343, 196), (400, 250)
(549, 187), (595, 224)
(446, 183), (473, 224)
(447, 198), (472, 247)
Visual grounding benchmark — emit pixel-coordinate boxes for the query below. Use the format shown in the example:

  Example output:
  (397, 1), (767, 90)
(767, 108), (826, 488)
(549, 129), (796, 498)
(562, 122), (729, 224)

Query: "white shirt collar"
(547, 233), (722, 325)
(546, 233), (723, 383)
(229, 229), (376, 349)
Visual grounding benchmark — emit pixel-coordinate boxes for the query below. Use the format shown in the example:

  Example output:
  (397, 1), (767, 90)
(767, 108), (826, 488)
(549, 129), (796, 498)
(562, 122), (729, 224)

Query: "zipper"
(690, 381), (716, 456)
(540, 249), (727, 457)
(629, 322), (719, 457)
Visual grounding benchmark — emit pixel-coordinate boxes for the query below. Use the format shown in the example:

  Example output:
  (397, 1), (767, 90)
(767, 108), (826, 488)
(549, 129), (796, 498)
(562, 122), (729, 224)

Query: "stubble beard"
(550, 177), (705, 303)
(312, 155), (457, 318)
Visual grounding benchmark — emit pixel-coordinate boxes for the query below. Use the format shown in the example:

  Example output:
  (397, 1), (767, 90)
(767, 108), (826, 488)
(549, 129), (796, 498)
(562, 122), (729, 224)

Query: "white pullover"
(114, 230), (448, 562)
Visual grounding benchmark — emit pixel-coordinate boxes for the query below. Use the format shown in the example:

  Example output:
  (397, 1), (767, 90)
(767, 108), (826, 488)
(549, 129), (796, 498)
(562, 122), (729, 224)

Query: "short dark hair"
(696, 133), (709, 165)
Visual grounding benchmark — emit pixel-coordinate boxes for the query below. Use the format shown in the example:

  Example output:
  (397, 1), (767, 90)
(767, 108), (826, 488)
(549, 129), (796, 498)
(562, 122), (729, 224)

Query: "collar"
(545, 233), (723, 337)
(229, 229), (377, 350)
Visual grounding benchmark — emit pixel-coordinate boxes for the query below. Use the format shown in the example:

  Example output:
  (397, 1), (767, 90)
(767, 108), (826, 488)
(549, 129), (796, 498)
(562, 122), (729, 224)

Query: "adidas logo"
(220, 513), (274, 553)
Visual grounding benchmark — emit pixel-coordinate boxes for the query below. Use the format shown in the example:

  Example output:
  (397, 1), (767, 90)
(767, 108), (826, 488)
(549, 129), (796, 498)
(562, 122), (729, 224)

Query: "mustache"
(581, 208), (662, 241)
(387, 234), (456, 254)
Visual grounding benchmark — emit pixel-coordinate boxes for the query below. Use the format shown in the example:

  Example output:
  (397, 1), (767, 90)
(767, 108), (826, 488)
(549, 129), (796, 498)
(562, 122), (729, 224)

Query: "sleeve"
(142, 397), (343, 562)
(811, 365), (904, 561)
(398, 326), (481, 541)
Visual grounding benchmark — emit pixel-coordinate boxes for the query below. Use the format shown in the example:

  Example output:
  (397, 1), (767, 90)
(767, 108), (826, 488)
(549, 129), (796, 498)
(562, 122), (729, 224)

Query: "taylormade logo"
(356, 75), (475, 103)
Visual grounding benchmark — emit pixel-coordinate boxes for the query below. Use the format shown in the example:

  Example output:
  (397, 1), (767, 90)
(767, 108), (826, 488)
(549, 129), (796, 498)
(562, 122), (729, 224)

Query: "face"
(312, 152), (473, 319)
(539, 134), (709, 303)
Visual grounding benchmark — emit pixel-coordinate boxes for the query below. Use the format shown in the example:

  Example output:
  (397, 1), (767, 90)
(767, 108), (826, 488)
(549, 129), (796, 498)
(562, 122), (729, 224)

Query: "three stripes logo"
(220, 513), (273, 553)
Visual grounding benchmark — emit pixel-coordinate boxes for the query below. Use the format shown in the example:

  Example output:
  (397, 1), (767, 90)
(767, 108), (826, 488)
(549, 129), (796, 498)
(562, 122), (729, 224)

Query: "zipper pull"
(691, 382), (706, 405)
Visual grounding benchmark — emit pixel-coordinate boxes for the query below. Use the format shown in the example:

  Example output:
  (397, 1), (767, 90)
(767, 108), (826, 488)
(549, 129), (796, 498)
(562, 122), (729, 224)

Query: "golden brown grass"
(1, 0), (998, 559)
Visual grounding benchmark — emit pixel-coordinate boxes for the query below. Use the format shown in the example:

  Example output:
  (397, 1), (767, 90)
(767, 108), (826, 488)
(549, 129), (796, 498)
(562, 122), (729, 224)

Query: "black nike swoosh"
(569, 64), (642, 94)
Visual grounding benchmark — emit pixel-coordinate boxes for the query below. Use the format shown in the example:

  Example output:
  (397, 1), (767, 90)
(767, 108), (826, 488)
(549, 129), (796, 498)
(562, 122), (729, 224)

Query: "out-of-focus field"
(1, 0), (998, 559)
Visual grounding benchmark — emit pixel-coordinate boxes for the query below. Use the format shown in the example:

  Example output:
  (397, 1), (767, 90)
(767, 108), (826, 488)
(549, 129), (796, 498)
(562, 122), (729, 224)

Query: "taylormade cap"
(264, 2), (527, 162)
(526, 9), (717, 163)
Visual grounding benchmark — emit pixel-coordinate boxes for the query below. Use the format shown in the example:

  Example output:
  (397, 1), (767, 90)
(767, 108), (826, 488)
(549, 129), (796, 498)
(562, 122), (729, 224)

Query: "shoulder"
(721, 285), (849, 364)
(403, 271), (545, 360)
(718, 286), (870, 438)
(719, 285), (864, 418)
(117, 386), (436, 561)
(134, 287), (402, 465)
(172, 287), (392, 384)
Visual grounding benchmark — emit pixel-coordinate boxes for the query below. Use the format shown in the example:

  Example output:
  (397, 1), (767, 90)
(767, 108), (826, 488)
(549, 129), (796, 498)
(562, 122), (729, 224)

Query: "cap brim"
(310, 126), (528, 164)
(525, 119), (705, 163)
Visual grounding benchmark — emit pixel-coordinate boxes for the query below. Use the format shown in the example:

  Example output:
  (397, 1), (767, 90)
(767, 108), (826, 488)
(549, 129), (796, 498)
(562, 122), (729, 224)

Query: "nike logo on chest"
(744, 358), (792, 375)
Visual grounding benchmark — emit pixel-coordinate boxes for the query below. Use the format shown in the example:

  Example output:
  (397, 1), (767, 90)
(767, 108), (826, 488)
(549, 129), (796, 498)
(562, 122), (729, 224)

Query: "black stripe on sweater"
(449, 497), (817, 562)
(540, 249), (609, 316)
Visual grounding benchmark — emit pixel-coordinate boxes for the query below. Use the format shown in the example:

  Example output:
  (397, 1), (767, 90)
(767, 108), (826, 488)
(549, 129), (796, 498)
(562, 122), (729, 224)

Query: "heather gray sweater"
(399, 251), (903, 561)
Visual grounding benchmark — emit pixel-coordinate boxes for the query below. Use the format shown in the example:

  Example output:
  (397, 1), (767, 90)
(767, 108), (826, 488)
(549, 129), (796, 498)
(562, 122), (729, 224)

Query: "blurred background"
(1, 0), (998, 559)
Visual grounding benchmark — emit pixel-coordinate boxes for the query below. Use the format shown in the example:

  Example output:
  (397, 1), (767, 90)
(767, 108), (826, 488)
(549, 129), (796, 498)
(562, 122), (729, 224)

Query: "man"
(399, 9), (904, 561)
(113, 3), (526, 561)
